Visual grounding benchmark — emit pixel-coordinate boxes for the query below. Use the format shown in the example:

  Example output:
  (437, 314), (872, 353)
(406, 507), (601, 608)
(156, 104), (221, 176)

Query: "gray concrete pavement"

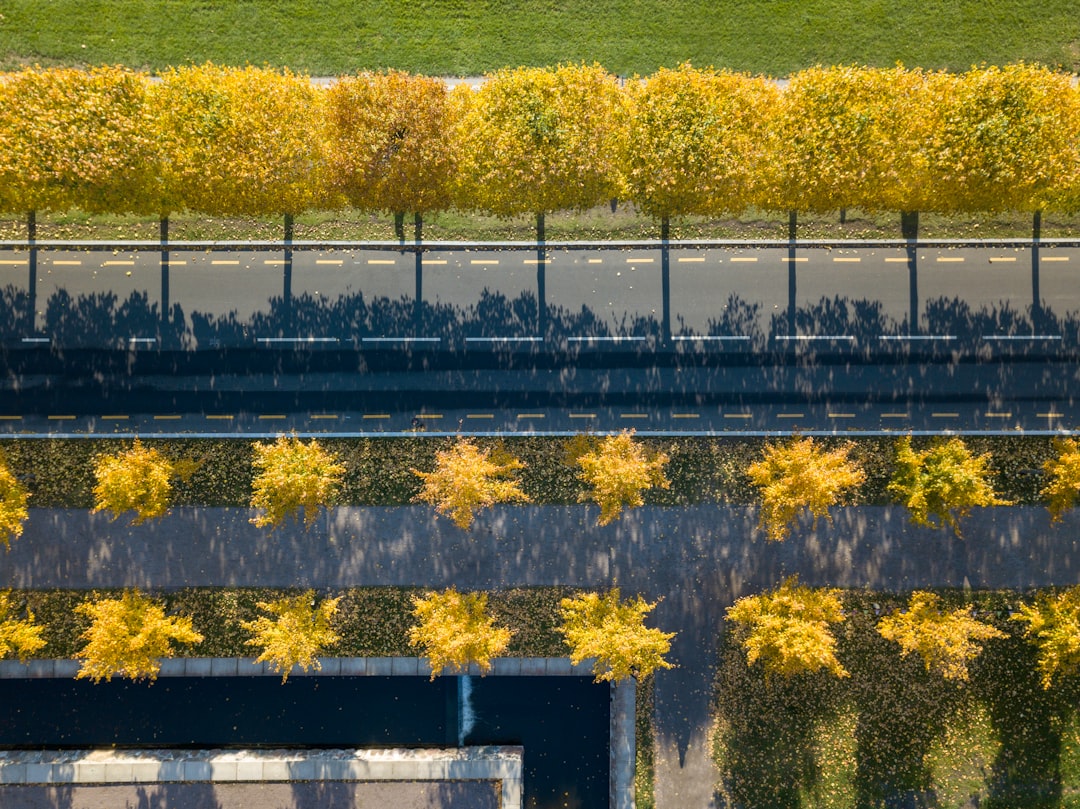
(4, 504), (1080, 809)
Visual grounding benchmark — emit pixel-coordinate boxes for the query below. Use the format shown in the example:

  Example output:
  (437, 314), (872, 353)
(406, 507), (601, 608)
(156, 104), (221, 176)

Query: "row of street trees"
(2, 433), (1080, 548)
(727, 577), (1080, 690)
(0, 586), (673, 685)
(2, 63), (1080, 236)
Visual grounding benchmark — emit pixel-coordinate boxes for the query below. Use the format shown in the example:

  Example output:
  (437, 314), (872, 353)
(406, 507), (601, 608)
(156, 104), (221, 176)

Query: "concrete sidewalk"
(4, 504), (1079, 809)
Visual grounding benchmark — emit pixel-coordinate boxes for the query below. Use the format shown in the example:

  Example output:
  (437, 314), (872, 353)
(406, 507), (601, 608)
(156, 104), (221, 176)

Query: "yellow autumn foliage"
(1012, 586), (1080, 689)
(877, 591), (1004, 681)
(747, 437), (865, 542)
(0, 591), (46, 662)
(75, 590), (203, 683)
(413, 438), (530, 529)
(241, 591), (341, 683)
(1041, 437), (1080, 523)
(0, 457), (29, 550)
(558, 588), (675, 682)
(727, 577), (849, 678)
(409, 588), (512, 678)
(92, 440), (175, 525)
(574, 430), (669, 526)
(249, 436), (346, 528)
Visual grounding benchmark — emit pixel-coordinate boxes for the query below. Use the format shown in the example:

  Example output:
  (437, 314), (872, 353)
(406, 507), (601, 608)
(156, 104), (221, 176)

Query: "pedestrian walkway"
(4, 504), (1079, 809)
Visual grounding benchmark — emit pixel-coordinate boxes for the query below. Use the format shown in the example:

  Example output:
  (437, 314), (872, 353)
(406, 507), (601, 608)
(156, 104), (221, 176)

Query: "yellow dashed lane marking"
(881, 413), (909, 418)
(517, 413), (545, 419)
(885, 257), (909, 263)
(1038, 412), (1062, 418)
(52, 260), (82, 266)
(423, 259), (448, 265)
(587, 258), (603, 264)
(781, 257), (808, 262)
(154, 415), (181, 420)
(1042, 256), (1069, 262)
(0, 415), (21, 420)
(523, 259), (548, 265)
(101, 415), (128, 420)
(936, 257), (965, 263)
(0, 260), (28, 265)
(368, 259), (396, 265)
(932, 412), (960, 418)
(985, 412), (1012, 418)
(724, 413), (752, 419)
(415, 414), (442, 419)
(627, 258), (654, 264)
(989, 257), (1016, 263)
(165, 260), (187, 265)
(677, 257), (706, 263)
(205, 415), (233, 420)
(777, 413), (804, 419)
(257, 415), (286, 420)
(103, 260), (135, 266)
(833, 257), (861, 263)
(569, 413), (596, 419)
(672, 413), (699, 419)
(48, 415), (76, 420)
(730, 257), (757, 263)
(466, 414), (494, 419)
(265, 259), (286, 265)
(828, 413), (855, 418)
(212, 260), (240, 266)
(471, 260), (499, 265)
(620, 413), (648, 419)
(310, 414), (338, 420)
(316, 259), (343, 265)
(362, 414), (390, 419)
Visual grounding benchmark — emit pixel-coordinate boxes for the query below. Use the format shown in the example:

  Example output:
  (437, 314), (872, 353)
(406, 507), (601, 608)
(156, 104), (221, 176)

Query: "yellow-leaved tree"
(250, 436), (346, 528)
(76, 590), (203, 683)
(325, 70), (456, 233)
(877, 591), (1004, 681)
(413, 438), (530, 529)
(0, 66), (159, 216)
(726, 577), (849, 678)
(621, 64), (777, 222)
(409, 588), (512, 678)
(1012, 586), (1080, 689)
(241, 591), (341, 682)
(1041, 437), (1080, 523)
(0, 456), (30, 550)
(747, 437), (865, 541)
(92, 440), (176, 525)
(888, 436), (1009, 536)
(453, 63), (624, 231)
(929, 64), (1080, 215)
(0, 591), (46, 661)
(151, 64), (325, 218)
(573, 430), (669, 526)
(558, 588), (675, 682)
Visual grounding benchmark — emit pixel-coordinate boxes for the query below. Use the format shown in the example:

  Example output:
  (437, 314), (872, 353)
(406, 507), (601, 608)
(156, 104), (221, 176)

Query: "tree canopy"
(877, 591), (1004, 681)
(409, 588), (512, 678)
(249, 436), (346, 528)
(1041, 437), (1080, 523)
(0, 592), (46, 662)
(573, 430), (670, 526)
(1012, 586), (1080, 689)
(75, 590), (203, 683)
(92, 440), (175, 525)
(0, 457), (29, 550)
(558, 588), (675, 681)
(888, 436), (1009, 535)
(747, 437), (865, 541)
(413, 438), (530, 529)
(241, 591), (341, 682)
(727, 577), (849, 678)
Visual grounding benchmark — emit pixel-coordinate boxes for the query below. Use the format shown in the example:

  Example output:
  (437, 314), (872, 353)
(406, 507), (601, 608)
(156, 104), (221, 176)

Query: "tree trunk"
(394, 211), (405, 242)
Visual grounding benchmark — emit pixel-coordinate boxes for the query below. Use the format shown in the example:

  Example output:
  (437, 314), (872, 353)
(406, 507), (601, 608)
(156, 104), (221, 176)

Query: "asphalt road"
(2, 241), (1079, 347)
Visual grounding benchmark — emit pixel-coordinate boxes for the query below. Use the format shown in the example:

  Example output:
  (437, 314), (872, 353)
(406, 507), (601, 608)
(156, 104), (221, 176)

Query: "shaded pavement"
(4, 504), (1080, 808)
